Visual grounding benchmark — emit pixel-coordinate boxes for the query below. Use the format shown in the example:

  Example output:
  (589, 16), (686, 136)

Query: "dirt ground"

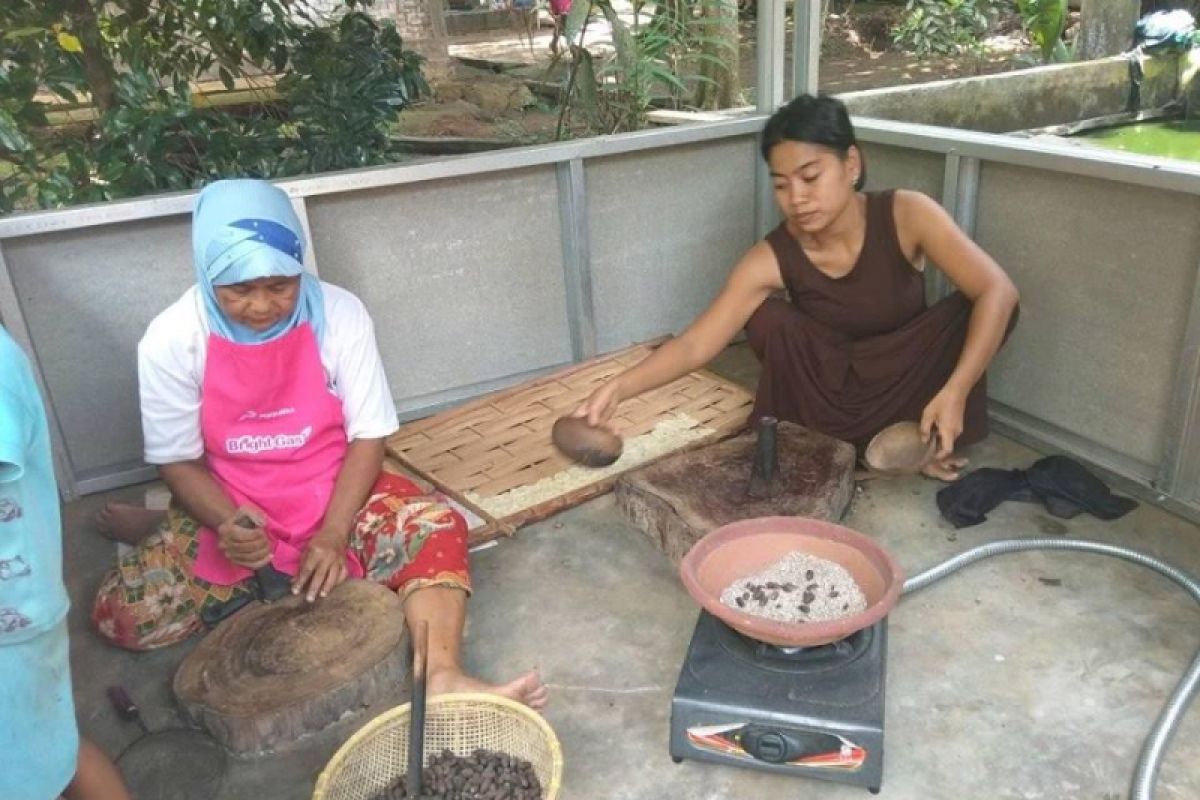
(400, 4), (1045, 144)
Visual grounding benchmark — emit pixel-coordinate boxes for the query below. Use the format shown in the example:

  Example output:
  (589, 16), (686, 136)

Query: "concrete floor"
(63, 347), (1200, 799)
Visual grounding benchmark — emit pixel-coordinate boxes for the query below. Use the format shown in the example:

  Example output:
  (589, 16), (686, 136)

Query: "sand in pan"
(720, 551), (868, 623)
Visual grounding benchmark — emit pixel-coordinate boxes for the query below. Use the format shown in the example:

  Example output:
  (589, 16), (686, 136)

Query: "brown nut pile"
(371, 748), (543, 800)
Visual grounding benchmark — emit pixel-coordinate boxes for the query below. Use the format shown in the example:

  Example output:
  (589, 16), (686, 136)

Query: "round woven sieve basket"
(313, 693), (562, 800)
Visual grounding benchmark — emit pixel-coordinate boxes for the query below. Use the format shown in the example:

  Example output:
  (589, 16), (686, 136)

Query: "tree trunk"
(174, 580), (410, 756)
(66, 0), (119, 113)
(615, 422), (856, 567)
(1076, 0), (1141, 60)
(692, 0), (740, 110)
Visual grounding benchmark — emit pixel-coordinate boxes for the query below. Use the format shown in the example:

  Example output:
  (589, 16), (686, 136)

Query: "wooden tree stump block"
(616, 422), (857, 567)
(173, 579), (408, 757)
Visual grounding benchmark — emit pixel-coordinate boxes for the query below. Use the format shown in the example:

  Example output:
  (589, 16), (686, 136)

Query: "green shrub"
(0, 1), (427, 213)
(892, 0), (992, 57)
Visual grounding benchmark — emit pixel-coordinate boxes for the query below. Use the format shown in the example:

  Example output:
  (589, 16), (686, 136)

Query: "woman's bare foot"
(95, 503), (166, 545)
(427, 666), (548, 710)
(922, 456), (968, 482)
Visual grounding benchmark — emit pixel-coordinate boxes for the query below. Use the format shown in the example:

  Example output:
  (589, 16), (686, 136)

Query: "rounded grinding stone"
(552, 416), (623, 467)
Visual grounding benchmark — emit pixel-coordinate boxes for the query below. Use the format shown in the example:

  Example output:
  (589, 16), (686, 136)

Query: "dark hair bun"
(761, 94), (865, 190)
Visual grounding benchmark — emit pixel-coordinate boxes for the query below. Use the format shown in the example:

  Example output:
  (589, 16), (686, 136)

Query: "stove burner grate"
(716, 618), (874, 672)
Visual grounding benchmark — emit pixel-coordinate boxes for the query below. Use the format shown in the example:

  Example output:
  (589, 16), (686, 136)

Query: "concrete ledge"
(839, 55), (1181, 133)
(446, 9), (524, 36)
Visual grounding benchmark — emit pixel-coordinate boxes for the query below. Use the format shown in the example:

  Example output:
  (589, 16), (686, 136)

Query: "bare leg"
(550, 14), (566, 54)
(62, 738), (131, 800)
(405, 585), (548, 710)
(94, 503), (166, 545)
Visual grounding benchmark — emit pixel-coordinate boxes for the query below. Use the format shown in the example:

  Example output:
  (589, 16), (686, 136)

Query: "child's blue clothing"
(0, 326), (78, 798)
(0, 328), (69, 639)
(0, 619), (78, 799)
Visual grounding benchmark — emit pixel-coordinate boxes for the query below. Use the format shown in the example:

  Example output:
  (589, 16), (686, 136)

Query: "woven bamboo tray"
(313, 693), (562, 800)
(387, 341), (754, 530)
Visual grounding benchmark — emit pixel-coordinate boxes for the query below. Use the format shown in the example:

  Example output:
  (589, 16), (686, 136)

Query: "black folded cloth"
(936, 455), (1138, 529)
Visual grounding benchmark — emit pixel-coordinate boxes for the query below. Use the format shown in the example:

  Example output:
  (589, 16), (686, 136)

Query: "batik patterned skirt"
(92, 471), (470, 651)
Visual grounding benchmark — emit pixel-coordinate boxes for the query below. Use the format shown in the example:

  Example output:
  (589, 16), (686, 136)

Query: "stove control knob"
(748, 731), (788, 763)
(742, 725), (840, 765)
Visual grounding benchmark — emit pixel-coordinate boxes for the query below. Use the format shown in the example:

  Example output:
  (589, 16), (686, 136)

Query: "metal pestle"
(746, 416), (780, 500)
(407, 620), (430, 797)
(234, 514), (292, 603)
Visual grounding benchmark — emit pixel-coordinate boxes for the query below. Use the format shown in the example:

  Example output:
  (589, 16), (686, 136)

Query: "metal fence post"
(556, 158), (597, 362)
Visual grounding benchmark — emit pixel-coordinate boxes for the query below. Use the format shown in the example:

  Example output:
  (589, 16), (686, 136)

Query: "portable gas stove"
(670, 610), (887, 794)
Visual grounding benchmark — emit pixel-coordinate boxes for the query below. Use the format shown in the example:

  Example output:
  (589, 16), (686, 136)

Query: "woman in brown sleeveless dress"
(576, 95), (1019, 480)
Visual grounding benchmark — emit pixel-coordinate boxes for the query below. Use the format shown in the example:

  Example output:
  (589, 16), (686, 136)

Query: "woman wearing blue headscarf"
(92, 179), (546, 709)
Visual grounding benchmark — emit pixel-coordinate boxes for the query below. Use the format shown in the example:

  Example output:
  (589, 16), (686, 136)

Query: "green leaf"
(1017, 0), (1067, 61)
(573, 48), (603, 127)
(56, 30), (83, 53)
(42, 75), (79, 102)
(598, 1), (637, 77)
(564, 0), (593, 45)
(0, 109), (33, 153)
(2, 27), (48, 41)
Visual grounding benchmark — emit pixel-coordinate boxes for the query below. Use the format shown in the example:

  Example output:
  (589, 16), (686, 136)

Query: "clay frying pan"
(109, 686), (227, 800)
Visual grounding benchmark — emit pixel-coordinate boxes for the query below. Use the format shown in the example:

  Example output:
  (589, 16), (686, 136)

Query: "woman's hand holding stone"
(573, 380), (621, 432)
(292, 527), (349, 603)
(217, 508), (273, 569)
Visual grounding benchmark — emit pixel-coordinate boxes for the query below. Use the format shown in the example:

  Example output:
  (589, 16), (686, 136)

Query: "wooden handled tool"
(234, 514), (291, 603)
(407, 620), (430, 797)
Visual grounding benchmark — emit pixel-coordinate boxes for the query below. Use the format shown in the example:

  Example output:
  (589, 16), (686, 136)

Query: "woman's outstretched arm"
(576, 241), (786, 426)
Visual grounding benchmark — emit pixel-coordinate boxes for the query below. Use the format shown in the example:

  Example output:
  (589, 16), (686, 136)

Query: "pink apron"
(193, 323), (364, 585)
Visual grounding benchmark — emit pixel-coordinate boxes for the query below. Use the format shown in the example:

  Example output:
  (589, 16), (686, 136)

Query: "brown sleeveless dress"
(745, 190), (991, 452)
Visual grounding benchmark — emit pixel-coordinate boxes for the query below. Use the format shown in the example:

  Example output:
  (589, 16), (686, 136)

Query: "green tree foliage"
(1017, 0), (1069, 62)
(892, 0), (992, 57)
(0, 0), (427, 213)
(555, 0), (737, 136)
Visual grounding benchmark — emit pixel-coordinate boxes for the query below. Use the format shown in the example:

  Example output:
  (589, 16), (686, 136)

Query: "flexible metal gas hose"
(901, 538), (1200, 800)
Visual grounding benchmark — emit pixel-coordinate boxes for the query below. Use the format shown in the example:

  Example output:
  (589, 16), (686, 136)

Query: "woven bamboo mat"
(387, 341), (754, 531)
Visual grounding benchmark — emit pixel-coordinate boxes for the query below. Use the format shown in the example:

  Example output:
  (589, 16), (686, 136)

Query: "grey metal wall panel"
(975, 163), (1200, 467)
(860, 144), (945, 200)
(306, 169), (572, 403)
(4, 217), (193, 474)
(588, 139), (758, 352)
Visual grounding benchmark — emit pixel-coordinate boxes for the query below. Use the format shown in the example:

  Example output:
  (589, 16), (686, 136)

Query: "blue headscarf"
(192, 179), (325, 344)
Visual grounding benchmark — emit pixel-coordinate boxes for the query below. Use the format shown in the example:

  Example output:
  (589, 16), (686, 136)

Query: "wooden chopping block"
(173, 579), (408, 757)
(616, 421), (856, 567)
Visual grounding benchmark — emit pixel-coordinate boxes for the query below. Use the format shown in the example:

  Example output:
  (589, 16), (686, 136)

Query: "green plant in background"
(70, 72), (282, 205)
(278, 11), (426, 173)
(892, 0), (991, 57)
(1016, 0), (1069, 62)
(554, 0), (736, 137)
(0, 0), (426, 213)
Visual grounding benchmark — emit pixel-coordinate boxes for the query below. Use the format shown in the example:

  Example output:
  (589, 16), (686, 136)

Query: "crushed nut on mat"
(467, 414), (714, 518)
